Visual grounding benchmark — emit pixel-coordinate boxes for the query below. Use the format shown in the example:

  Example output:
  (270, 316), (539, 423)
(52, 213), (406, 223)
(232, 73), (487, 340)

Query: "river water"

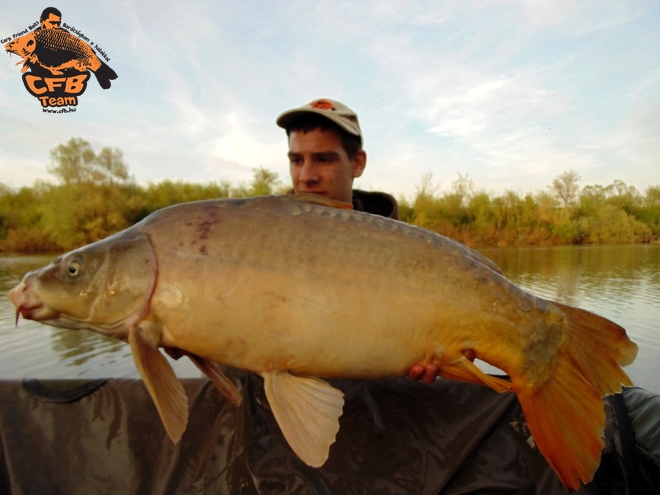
(1, 245), (658, 394)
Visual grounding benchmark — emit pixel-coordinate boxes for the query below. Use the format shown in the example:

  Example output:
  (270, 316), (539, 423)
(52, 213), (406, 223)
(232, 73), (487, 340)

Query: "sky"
(1, 0), (658, 199)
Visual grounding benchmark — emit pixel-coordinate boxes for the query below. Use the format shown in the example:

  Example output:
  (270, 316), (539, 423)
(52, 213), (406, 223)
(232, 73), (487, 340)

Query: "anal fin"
(439, 355), (513, 393)
(128, 326), (188, 444)
(262, 371), (344, 467)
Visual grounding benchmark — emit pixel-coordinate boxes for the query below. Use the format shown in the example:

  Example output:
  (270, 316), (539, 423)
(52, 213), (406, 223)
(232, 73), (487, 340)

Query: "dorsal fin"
(289, 193), (353, 210)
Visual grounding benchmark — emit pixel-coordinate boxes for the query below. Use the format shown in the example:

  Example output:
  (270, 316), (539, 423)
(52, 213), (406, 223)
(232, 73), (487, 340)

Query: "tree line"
(1, 138), (658, 253)
(398, 171), (660, 247)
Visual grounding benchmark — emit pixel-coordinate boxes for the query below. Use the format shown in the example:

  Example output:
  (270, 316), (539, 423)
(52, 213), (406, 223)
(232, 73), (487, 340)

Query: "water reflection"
(51, 327), (124, 366)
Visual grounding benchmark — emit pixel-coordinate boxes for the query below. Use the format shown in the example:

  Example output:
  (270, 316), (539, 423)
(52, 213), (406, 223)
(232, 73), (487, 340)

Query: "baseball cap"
(276, 98), (362, 144)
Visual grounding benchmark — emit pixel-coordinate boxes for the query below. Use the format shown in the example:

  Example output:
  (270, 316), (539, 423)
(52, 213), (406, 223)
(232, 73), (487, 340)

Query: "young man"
(276, 98), (399, 220)
(277, 98), (465, 382)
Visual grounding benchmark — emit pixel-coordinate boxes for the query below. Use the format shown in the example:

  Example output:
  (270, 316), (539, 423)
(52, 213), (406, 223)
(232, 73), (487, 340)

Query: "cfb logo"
(4, 7), (117, 112)
(22, 74), (90, 107)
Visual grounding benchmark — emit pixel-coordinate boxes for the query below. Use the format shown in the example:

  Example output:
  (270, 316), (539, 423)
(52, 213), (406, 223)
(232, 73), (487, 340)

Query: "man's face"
(41, 14), (61, 29)
(288, 128), (365, 204)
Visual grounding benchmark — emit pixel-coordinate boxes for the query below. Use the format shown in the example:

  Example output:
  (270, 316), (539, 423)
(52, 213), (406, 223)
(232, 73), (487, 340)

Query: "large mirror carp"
(10, 193), (637, 490)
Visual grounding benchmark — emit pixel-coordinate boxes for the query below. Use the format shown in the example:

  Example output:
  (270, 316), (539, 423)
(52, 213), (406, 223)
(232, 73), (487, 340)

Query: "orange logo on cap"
(310, 99), (335, 110)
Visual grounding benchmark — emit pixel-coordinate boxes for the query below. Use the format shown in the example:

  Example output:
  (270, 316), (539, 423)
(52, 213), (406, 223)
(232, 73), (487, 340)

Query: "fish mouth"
(9, 280), (58, 324)
(9, 274), (131, 340)
(15, 302), (59, 324)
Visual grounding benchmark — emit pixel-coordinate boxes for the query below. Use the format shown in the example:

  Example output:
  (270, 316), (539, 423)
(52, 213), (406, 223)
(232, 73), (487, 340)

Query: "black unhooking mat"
(0, 374), (658, 494)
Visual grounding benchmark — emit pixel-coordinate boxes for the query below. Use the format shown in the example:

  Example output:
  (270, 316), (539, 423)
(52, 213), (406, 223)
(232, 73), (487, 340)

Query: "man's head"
(40, 7), (62, 29)
(277, 99), (366, 204)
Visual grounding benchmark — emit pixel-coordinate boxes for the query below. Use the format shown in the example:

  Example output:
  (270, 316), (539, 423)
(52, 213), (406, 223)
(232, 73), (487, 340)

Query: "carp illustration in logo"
(4, 7), (117, 110)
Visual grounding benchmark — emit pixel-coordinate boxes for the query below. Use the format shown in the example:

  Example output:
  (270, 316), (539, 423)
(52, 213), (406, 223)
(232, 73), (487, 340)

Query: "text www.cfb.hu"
(43, 106), (76, 113)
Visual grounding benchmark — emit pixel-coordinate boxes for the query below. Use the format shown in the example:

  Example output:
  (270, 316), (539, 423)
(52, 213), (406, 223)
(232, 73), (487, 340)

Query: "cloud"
(206, 113), (287, 178)
(0, 155), (52, 188)
(424, 74), (558, 139)
(515, 0), (580, 26)
(602, 102), (660, 168)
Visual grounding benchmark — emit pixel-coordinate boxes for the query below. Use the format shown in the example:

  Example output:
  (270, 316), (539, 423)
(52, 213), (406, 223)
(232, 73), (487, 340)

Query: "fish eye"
(65, 257), (84, 278)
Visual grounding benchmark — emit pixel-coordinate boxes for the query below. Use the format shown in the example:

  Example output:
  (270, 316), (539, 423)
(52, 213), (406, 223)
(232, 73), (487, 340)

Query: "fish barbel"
(9, 194), (637, 489)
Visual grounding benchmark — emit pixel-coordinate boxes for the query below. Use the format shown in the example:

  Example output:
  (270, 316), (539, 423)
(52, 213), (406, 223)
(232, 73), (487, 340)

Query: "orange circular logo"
(310, 99), (335, 110)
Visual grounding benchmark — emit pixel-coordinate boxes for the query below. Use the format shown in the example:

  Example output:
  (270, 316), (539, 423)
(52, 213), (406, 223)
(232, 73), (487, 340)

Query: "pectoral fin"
(128, 326), (188, 444)
(439, 355), (513, 393)
(262, 371), (344, 467)
(186, 353), (242, 407)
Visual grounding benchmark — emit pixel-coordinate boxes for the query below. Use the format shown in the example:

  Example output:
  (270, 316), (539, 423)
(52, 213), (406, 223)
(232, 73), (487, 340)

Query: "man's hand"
(408, 350), (477, 384)
(408, 363), (439, 384)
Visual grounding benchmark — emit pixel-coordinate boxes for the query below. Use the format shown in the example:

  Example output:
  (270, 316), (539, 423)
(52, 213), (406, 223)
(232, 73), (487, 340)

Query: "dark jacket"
(351, 189), (399, 219)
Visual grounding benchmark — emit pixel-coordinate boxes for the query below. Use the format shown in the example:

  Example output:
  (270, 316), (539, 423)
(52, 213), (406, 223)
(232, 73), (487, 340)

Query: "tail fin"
(516, 303), (637, 490)
(93, 62), (118, 89)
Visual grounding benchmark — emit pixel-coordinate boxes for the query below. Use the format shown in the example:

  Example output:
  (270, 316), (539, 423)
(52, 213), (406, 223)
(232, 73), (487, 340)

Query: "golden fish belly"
(153, 265), (445, 377)
(140, 197), (544, 381)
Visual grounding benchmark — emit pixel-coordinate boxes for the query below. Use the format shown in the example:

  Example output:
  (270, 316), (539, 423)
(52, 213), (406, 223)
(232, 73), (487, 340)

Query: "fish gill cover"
(3, 7), (118, 112)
